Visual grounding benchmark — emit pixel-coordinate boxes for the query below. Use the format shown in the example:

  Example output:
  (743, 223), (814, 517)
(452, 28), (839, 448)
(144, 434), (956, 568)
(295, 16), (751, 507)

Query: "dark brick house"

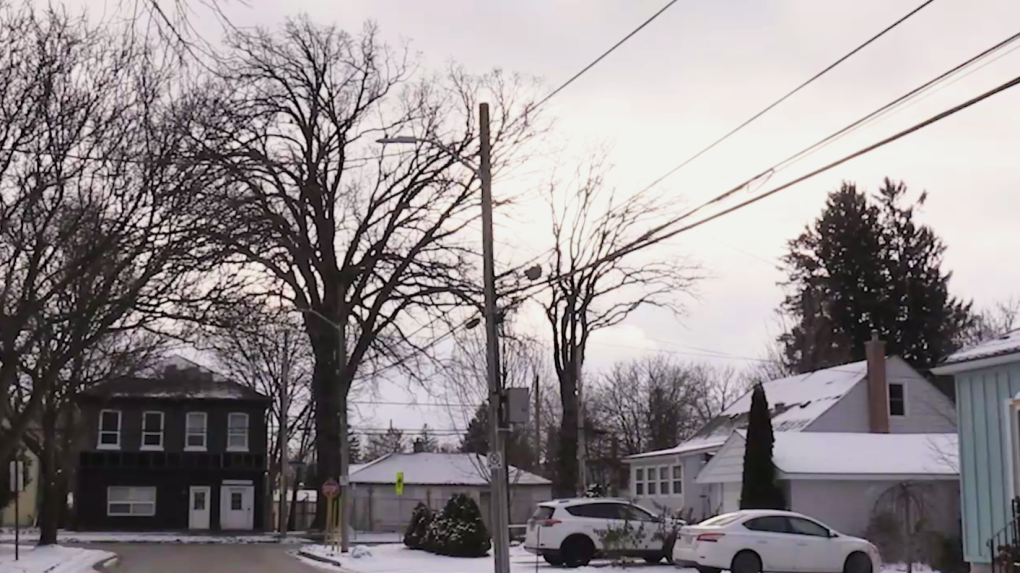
(74, 364), (270, 531)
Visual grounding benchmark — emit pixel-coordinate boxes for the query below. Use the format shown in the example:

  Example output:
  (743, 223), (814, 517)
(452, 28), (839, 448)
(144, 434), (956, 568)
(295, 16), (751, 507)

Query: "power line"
(506, 30), (1020, 297)
(635, 0), (937, 197)
(532, 0), (681, 111)
(633, 69), (1020, 250)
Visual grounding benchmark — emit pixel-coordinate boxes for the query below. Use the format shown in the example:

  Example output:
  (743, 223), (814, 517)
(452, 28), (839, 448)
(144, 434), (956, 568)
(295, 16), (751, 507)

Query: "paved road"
(101, 543), (324, 573)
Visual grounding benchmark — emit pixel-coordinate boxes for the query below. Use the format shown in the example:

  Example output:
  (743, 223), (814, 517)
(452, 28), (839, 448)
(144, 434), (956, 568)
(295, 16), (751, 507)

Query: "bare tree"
(202, 301), (315, 532)
(959, 297), (1020, 348)
(194, 17), (544, 522)
(536, 152), (701, 496)
(0, 4), (231, 469)
(590, 357), (736, 458)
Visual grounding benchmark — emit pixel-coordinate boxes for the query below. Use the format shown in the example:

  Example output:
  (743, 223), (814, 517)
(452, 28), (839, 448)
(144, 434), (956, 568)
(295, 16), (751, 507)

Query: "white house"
(625, 336), (960, 537)
(345, 452), (552, 532)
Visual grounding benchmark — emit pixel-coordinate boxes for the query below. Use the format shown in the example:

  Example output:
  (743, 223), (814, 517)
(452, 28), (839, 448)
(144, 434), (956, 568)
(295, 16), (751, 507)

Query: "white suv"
(523, 498), (685, 567)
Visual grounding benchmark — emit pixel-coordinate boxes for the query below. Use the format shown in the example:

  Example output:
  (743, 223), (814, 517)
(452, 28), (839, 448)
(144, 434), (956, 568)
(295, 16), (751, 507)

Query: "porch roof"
(696, 431), (959, 484)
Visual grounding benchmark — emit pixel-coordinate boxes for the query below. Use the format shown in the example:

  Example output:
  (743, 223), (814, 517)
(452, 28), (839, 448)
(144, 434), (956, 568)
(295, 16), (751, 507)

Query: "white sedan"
(672, 510), (881, 573)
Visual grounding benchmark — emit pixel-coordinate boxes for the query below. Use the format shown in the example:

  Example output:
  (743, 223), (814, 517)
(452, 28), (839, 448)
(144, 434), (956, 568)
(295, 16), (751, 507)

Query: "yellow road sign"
(395, 471), (404, 495)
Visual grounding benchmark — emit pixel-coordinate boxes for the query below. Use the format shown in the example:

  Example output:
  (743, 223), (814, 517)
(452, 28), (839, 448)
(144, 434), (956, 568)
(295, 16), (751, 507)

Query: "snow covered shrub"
(423, 493), (490, 557)
(404, 502), (433, 549)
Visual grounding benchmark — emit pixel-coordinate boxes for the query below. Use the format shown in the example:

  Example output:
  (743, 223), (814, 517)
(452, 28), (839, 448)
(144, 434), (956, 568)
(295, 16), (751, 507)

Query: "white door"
(721, 482), (741, 513)
(220, 485), (254, 530)
(788, 516), (838, 572)
(189, 486), (211, 530)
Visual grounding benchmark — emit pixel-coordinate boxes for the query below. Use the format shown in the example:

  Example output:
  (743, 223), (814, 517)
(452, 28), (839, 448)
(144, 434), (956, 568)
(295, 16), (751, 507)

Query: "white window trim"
(888, 381), (908, 417)
(226, 412), (249, 452)
(97, 409), (121, 451)
(672, 464), (684, 495)
(659, 465), (670, 496)
(185, 412), (208, 452)
(106, 486), (156, 517)
(141, 411), (165, 451)
(633, 467), (645, 496)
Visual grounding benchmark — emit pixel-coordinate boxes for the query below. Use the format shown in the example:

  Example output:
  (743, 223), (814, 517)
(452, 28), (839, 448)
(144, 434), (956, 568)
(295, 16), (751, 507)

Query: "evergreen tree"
(413, 425), (439, 453)
(364, 424), (405, 461)
(404, 502), (433, 549)
(780, 179), (972, 373)
(459, 402), (532, 468)
(740, 384), (785, 510)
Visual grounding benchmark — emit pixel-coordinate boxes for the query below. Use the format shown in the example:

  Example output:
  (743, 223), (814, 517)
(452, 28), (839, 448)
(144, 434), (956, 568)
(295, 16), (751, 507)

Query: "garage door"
(721, 482), (741, 513)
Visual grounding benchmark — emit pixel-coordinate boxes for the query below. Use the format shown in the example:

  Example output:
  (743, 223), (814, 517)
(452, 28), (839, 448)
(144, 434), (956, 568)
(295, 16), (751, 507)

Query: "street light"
(292, 306), (353, 554)
(378, 103), (511, 573)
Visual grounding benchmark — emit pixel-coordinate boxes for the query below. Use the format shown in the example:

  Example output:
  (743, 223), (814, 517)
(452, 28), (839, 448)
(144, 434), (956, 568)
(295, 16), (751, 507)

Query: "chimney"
(865, 330), (890, 433)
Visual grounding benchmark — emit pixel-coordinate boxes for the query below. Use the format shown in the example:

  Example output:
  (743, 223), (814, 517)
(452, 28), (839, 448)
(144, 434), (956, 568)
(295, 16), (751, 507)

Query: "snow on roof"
(349, 452), (551, 486)
(690, 360), (867, 440)
(942, 330), (1020, 366)
(624, 436), (729, 461)
(765, 431), (958, 477)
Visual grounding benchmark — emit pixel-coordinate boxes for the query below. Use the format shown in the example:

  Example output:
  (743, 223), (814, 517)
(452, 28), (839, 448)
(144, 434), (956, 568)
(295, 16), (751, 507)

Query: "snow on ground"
(296, 543), (944, 573)
(0, 529), (310, 544)
(0, 544), (114, 573)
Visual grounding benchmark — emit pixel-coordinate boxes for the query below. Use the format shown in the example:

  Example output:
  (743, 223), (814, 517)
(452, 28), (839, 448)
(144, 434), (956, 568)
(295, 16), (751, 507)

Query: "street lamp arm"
(294, 306), (342, 332)
(377, 135), (480, 175)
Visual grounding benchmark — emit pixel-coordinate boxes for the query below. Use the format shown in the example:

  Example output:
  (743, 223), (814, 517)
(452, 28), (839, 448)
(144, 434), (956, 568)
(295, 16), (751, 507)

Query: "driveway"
(102, 543), (323, 573)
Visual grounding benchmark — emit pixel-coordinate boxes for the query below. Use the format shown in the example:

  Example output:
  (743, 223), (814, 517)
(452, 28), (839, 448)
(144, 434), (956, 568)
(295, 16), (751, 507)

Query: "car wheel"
(543, 555), (564, 567)
(731, 551), (763, 573)
(844, 552), (873, 573)
(695, 567), (721, 573)
(560, 535), (595, 568)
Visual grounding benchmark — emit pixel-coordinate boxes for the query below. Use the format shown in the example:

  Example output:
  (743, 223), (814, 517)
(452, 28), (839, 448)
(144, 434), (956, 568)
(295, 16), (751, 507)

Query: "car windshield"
(698, 513), (744, 526)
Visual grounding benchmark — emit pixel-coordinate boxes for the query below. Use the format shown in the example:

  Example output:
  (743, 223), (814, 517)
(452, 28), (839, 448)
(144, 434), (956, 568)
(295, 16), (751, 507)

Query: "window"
(567, 503), (614, 518)
(193, 491), (206, 511)
(230, 491), (243, 511)
(744, 516), (791, 533)
(634, 468), (644, 495)
(699, 513), (743, 527)
(185, 412), (207, 451)
(647, 467), (657, 495)
(889, 382), (906, 417)
(788, 517), (831, 537)
(141, 412), (164, 450)
(619, 504), (658, 522)
(107, 486), (156, 516)
(98, 410), (121, 450)
(659, 466), (670, 495)
(672, 465), (683, 494)
(227, 413), (249, 452)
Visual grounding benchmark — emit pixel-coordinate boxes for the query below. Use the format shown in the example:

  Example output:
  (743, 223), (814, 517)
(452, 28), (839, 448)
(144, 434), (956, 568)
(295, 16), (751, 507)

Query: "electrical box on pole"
(505, 387), (530, 426)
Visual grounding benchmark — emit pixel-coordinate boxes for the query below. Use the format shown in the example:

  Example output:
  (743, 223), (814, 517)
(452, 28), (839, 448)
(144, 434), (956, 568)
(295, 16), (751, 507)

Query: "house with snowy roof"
(625, 334), (960, 537)
(932, 329), (1020, 573)
(342, 452), (552, 532)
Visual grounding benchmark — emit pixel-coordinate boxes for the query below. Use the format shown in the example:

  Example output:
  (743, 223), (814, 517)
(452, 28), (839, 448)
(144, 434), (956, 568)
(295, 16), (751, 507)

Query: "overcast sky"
(76, 0), (1020, 443)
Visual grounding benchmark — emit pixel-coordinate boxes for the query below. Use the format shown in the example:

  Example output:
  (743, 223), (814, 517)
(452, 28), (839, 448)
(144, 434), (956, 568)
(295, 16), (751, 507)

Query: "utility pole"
(480, 101), (510, 573)
(278, 330), (290, 535)
(533, 373), (540, 471)
(338, 292), (351, 553)
(575, 351), (586, 497)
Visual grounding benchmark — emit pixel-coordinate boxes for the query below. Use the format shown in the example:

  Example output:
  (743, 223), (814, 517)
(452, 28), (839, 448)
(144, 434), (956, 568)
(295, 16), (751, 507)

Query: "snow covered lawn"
(0, 529), (310, 544)
(297, 543), (685, 573)
(0, 544), (115, 573)
(296, 543), (945, 573)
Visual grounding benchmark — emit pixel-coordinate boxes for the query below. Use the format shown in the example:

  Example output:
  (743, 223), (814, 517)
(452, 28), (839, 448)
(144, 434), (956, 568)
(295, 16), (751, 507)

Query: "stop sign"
(322, 478), (340, 498)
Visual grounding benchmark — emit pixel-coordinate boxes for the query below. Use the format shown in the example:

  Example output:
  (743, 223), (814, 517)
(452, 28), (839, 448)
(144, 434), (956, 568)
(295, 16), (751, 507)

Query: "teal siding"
(957, 363), (1020, 563)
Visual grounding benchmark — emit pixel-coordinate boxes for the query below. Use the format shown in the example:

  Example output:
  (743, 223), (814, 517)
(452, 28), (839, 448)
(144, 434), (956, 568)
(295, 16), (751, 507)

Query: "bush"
(422, 493), (491, 557)
(404, 502), (433, 549)
(865, 511), (905, 563)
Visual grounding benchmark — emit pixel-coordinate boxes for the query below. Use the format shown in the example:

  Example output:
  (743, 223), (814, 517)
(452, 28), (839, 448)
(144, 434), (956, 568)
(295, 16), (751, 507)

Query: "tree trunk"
(38, 397), (59, 545)
(287, 473), (300, 531)
(312, 356), (340, 528)
(555, 403), (579, 498)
